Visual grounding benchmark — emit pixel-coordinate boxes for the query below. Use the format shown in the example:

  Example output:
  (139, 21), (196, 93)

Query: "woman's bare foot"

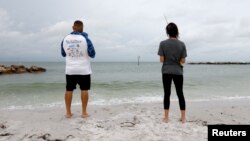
(162, 117), (169, 123)
(163, 110), (169, 123)
(81, 113), (90, 118)
(65, 113), (73, 118)
(180, 110), (186, 124)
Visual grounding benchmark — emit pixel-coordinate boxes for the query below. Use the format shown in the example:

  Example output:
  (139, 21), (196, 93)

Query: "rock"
(28, 66), (46, 73)
(188, 62), (250, 65)
(16, 67), (27, 73)
(11, 65), (25, 69)
(0, 66), (5, 73)
(0, 65), (46, 75)
(2, 67), (13, 74)
(11, 65), (27, 73)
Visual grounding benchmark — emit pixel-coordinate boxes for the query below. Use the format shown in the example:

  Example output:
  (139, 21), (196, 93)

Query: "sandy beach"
(1, 99), (250, 141)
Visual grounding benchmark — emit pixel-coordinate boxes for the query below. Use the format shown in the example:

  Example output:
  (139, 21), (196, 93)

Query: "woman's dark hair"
(166, 22), (179, 38)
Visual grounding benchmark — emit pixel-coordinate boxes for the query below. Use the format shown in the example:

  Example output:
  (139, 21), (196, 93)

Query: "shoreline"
(1, 99), (250, 141)
(1, 96), (250, 111)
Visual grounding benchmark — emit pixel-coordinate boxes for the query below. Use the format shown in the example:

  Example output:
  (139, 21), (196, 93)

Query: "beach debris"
(28, 134), (38, 139)
(188, 119), (208, 126)
(0, 133), (13, 137)
(0, 123), (6, 129)
(26, 133), (76, 141)
(119, 116), (140, 127)
(96, 125), (104, 128)
(38, 133), (51, 140)
(202, 121), (208, 126)
(0, 122), (8, 139)
(66, 135), (75, 140)
(51, 139), (63, 141)
(19, 134), (29, 141)
(102, 108), (110, 111)
(133, 115), (140, 124)
(0, 64), (46, 75)
(0, 132), (13, 141)
(120, 121), (136, 127)
(29, 133), (65, 141)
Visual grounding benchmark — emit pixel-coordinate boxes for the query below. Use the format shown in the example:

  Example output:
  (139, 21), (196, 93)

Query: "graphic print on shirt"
(65, 39), (84, 58)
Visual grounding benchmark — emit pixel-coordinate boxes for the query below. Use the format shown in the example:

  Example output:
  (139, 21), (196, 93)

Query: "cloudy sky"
(0, 0), (250, 62)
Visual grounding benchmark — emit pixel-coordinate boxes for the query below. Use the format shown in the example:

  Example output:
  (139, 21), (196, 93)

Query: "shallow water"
(1, 62), (250, 109)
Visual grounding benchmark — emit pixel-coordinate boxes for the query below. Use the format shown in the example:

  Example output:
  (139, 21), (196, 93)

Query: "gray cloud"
(0, 0), (250, 62)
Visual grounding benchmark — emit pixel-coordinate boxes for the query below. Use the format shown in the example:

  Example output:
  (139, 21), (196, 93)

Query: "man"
(61, 20), (95, 118)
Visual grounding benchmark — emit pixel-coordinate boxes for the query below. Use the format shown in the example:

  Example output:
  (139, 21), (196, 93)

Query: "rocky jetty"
(0, 65), (46, 75)
(188, 62), (250, 65)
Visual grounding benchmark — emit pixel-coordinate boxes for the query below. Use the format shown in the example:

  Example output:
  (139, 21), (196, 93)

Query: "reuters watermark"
(208, 125), (250, 140)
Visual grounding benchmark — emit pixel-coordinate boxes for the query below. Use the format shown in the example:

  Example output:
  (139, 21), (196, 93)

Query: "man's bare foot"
(180, 118), (186, 124)
(65, 113), (73, 118)
(81, 113), (90, 118)
(162, 118), (169, 123)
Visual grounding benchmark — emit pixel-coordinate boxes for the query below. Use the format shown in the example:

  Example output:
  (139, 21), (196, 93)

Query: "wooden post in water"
(138, 56), (140, 66)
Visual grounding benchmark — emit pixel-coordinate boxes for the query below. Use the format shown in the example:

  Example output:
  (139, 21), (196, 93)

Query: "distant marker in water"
(138, 56), (140, 66)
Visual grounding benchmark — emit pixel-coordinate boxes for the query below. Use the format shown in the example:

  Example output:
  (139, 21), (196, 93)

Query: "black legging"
(162, 74), (186, 110)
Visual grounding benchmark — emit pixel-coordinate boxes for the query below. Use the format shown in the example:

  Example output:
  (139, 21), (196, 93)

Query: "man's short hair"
(73, 20), (83, 32)
(166, 22), (179, 38)
(74, 20), (83, 27)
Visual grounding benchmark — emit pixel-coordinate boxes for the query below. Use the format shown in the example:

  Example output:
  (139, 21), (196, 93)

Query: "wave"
(0, 82), (64, 94)
(2, 95), (250, 110)
(1, 81), (161, 89)
(92, 81), (161, 90)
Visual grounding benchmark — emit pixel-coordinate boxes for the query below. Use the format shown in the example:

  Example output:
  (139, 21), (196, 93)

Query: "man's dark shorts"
(66, 75), (91, 91)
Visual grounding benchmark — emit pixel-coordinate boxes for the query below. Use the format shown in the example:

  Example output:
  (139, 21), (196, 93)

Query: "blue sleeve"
(86, 37), (96, 58)
(82, 32), (96, 58)
(61, 40), (66, 57)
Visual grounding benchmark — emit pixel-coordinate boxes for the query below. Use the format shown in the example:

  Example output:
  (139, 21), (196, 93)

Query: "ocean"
(0, 62), (250, 110)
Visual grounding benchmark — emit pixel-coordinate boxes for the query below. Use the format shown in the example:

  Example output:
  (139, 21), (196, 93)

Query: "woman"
(158, 22), (187, 123)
